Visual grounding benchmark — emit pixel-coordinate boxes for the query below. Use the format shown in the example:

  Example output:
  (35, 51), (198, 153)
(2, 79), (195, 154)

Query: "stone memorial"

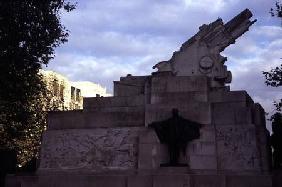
(7, 9), (273, 187)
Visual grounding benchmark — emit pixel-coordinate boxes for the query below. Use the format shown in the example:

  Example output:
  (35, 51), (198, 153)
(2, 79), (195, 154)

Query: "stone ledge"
(48, 110), (145, 130)
(150, 91), (208, 104)
(209, 90), (254, 106)
(151, 76), (210, 93)
(83, 95), (145, 111)
(5, 173), (273, 187)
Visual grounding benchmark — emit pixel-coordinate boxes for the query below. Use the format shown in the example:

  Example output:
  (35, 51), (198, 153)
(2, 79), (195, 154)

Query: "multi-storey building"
(40, 70), (110, 110)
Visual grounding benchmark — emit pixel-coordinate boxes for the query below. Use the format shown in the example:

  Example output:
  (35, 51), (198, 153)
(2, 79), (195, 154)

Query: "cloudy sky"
(46, 0), (282, 121)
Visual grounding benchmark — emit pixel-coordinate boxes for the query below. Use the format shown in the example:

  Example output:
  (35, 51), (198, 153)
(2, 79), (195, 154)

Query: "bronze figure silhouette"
(148, 108), (202, 166)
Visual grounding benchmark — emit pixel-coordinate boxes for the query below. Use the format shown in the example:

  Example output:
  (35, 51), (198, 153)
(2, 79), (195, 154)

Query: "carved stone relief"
(39, 127), (144, 171)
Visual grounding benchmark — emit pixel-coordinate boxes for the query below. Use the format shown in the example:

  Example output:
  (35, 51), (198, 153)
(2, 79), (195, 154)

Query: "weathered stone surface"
(138, 129), (159, 144)
(47, 111), (84, 129)
(6, 173), (273, 187)
(153, 175), (190, 187)
(127, 175), (153, 187)
(190, 175), (225, 187)
(138, 143), (160, 169)
(225, 175), (272, 187)
(252, 103), (266, 127)
(187, 141), (216, 156)
(145, 103), (211, 126)
(151, 75), (210, 93)
(114, 76), (148, 96)
(83, 95), (145, 111)
(138, 142), (168, 170)
(216, 125), (261, 171)
(209, 90), (253, 106)
(150, 91), (208, 104)
(212, 103), (252, 125)
(39, 127), (145, 172)
(189, 155), (217, 169)
(48, 109), (144, 129)
(198, 125), (216, 142)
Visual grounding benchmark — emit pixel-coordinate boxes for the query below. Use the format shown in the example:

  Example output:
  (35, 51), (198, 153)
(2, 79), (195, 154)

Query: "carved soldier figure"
(149, 109), (202, 166)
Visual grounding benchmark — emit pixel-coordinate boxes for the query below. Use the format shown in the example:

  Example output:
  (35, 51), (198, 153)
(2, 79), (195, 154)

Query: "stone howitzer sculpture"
(153, 9), (257, 87)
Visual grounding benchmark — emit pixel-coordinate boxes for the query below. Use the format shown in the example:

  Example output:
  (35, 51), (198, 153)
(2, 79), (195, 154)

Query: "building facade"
(41, 70), (109, 110)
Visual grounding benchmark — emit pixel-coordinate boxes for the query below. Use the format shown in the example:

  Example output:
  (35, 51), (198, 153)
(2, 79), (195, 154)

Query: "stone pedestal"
(15, 74), (269, 187)
(5, 9), (273, 187)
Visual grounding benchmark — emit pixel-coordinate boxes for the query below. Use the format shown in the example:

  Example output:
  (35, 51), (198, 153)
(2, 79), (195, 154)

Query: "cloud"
(47, 0), (282, 123)
(183, 0), (228, 12)
(223, 25), (282, 121)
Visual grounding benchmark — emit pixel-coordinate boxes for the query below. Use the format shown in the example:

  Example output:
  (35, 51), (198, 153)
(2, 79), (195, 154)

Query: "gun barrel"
(225, 9), (253, 32)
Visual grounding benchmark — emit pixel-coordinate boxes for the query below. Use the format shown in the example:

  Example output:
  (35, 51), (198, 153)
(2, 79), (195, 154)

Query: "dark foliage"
(0, 0), (75, 167)
(263, 65), (282, 112)
(263, 1), (282, 114)
(270, 1), (282, 19)
(271, 113), (282, 169)
(263, 65), (282, 87)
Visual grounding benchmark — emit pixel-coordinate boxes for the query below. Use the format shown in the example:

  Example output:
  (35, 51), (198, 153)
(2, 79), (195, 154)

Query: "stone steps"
(6, 173), (273, 187)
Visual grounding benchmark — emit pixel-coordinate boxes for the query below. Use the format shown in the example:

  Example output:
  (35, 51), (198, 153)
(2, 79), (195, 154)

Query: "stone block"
(189, 155), (217, 169)
(199, 125), (216, 142)
(151, 76), (209, 93)
(187, 141), (216, 156)
(209, 90), (253, 106)
(86, 176), (127, 187)
(216, 125), (261, 171)
(114, 76), (148, 96)
(234, 107), (252, 124)
(84, 106), (144, 113)
(212, 103), (252, 125)
(145, 102), (211, 126)
(190, 175), (225, 187)
(127, 175), (153, 187)
(48, 109), (145, 130)
(138, 143), (167, 169)
(139, 129), (159, 144)
(114, 82), (144, 96)
(47, 111), (84, 130)
(84, 110), (145, 128)
(39, 127), (144, 171)
(225, 175), (272, 187)
(153, 175), (190, 187)
(83, 95), (145, 111)
(252, 103), (266, 127)
(39, 175), (127, 187)
(150, 92), (208, 105)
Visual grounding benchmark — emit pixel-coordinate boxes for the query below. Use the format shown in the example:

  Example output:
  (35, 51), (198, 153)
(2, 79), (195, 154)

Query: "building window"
(76, 89), (81, 101)
(71, 86), (75, 100)
(59, 84), (64, 100)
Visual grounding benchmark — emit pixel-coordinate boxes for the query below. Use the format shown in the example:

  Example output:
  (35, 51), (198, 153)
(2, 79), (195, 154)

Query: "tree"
(263, 65), (282, 112)
(270, 113), (282, 169)
(270, 1), (282, 19)
(265, 1), (282, 170)
(264, 1), (282, 114)
(0, 0), (75, 167)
